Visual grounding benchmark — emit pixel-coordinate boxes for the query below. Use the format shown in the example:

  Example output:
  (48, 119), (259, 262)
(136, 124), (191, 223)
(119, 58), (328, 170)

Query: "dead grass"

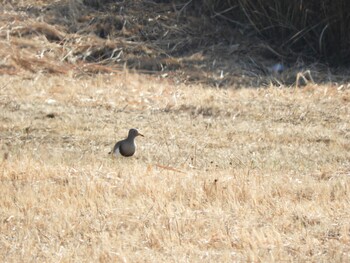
(2, 0), (350, 88)
(0, 1), (349, 262)
(0, 72), (349, 262)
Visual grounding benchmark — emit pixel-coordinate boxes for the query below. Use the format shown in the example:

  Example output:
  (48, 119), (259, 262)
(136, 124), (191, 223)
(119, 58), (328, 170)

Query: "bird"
(109, 128), (144, 157)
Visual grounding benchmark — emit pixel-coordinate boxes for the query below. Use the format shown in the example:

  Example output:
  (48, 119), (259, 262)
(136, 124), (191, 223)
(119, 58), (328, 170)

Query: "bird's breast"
(119, 142), (136, 157)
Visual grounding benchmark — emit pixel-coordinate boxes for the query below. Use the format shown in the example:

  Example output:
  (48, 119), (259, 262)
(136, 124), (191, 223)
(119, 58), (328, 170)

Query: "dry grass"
(3, 0), (348, 88)
(0, 0), (349, 262)
(0, 72), (349, 262)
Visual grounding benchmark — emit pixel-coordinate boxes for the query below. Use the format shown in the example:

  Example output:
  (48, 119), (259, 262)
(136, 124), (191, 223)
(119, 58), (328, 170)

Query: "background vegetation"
(196, 0), (350, 65)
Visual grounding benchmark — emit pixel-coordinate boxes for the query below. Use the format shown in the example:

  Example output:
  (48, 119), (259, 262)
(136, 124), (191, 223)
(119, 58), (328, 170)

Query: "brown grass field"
(0, 1), (350, 262)
(1, 73), (349, 262)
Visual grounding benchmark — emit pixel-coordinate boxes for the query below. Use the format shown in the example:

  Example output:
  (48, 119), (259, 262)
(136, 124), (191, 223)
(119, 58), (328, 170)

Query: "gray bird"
(109, 128), (144, 157)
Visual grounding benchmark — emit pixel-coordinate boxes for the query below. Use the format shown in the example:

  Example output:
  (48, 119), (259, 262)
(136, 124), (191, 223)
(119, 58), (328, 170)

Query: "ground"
(0, 1), (350, 262)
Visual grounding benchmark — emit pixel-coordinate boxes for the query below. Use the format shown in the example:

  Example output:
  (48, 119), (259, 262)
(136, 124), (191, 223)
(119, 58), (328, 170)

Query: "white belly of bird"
(114, 147), (120, 157)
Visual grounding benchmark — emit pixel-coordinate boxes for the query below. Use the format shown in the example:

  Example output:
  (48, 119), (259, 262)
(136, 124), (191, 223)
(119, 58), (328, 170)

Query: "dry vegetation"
(0, 0), (350, 262)
(1, 73), (349, 262)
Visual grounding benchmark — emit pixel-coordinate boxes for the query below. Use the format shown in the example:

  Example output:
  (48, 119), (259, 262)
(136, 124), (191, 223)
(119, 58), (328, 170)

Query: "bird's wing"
(110, 141), (122, 155)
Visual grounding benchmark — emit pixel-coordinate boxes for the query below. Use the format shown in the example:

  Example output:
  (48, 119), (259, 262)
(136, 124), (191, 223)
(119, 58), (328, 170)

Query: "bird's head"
(129, 128), (144, 138)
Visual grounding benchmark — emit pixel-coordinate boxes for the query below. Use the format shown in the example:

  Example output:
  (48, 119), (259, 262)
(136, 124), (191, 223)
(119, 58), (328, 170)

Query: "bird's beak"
(138, 133), (144, 137)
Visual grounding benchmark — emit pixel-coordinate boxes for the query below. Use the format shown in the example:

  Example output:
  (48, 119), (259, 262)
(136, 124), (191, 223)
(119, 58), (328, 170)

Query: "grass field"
(0, 0), (349, 261)
(0, 73), (349, 262)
